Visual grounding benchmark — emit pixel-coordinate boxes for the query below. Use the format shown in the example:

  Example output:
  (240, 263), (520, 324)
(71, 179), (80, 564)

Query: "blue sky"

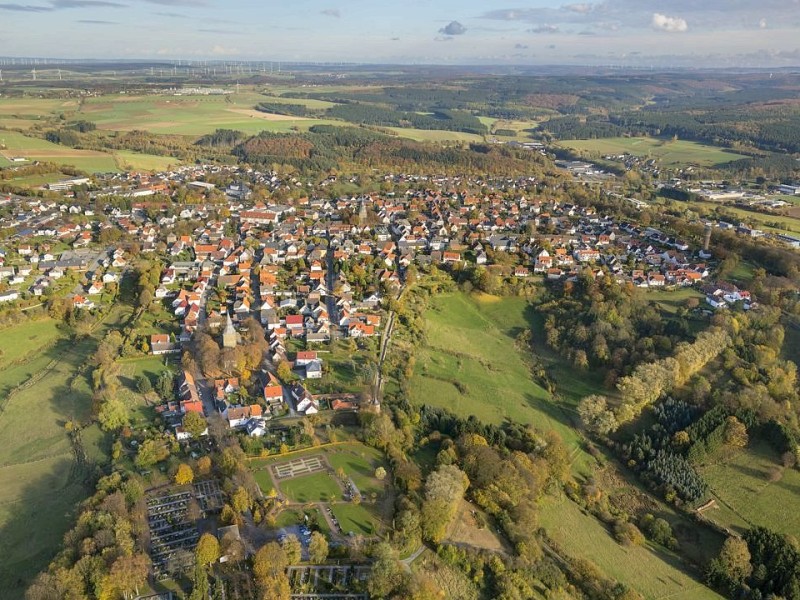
(1, 0), (799, 66)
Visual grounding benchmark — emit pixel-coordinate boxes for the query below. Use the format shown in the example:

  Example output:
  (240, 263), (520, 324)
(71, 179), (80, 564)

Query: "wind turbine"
(31, 68), (36, 81)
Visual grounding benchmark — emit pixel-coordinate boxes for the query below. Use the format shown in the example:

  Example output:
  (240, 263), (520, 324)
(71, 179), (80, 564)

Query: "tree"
(175, 463), (194, 486)
(724, 416), (748, 448)
(108, 553), (150, 600)
(614, 521), (645, 546)
(367, 542), (406, 599)
(420, 465), (469, 543)
(578, 394), (618, 435)
(308, 532), (329, 564)
(281, 534), (302, 564)
(231, 486), (250, 514)
(155, 371), (174, 399)
(98, 395), (130, 432)
(375, 466), (387, 481)
(196, 533), (220, 566)
(183, 411), (207, 440)
(135, 438), (170, 468)
(276, 361), (293, 382)
(135, 375), (152, 395)
(708, 536), (752, 589)
(197, 455), (212, 475)
(253, 542), (290, 597)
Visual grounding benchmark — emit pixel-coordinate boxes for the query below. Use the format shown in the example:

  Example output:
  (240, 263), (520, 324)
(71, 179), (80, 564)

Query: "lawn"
(0, 318), (63, 372)
(330, 503), (381, 536)
(540, 495), (724, 600)
(408, 292), (598, 473)
(115, 355), (174, 424)
(326, 444), (387, 497)
(0, 304), (130, 595)
(279, 472), (342, 503)
(559, 137), (749, 167)
(274, 507), (331, 535)
(698, 440), (800, 540)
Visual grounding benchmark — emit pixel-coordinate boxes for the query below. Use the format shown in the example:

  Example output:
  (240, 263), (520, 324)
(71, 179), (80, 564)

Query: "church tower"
(222, 312), (237, 348)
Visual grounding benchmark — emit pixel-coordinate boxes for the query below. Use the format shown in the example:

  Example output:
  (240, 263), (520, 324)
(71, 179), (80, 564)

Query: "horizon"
(0, 1), (799, 68)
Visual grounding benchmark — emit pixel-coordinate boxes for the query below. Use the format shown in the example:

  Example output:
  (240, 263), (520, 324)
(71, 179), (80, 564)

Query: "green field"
(383, 127), (484, 143)
(698, 441), (800, 540)
(280, 472), (342, 503)
(76, 93), (339, 136)
(330, 503), (381, 536)
(0, 319), (63, 372)
(540, 496), (723, 600)
(0, 130), (178, 173)
(326, 444), (386, 497)
(674, 199), (800, 234)
(408, 292), (597, 469)
(0, 305), (131, 596)
(560, 137), (749, 167)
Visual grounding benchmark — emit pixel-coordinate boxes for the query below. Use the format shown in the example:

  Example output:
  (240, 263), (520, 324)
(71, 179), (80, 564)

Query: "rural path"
(400, 544), (426, 571)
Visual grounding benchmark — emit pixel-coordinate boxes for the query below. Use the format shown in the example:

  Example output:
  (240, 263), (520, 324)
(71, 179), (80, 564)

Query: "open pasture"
(540, 495), (724, 600)
(559, 136), (748, 167)
(698, 440), (800, 540)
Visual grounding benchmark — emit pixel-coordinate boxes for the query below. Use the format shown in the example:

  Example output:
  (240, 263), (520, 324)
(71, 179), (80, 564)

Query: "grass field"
(677, 199), (800, 234)
(0, 130), (178, 173)
(559, 137), (748, 167)
(326, 444), (386, 496)
(540, 495), (723, 600)
(0, 305), (131, 596)
(408, 292), (598, 473)
(330, 503), (381, 536)
(383, 127), (484, 143)
(76, 93), (339, 136)
(280, 472), (343, 503)
(698, 441), (800, 540)
(0, 319), (63, 372)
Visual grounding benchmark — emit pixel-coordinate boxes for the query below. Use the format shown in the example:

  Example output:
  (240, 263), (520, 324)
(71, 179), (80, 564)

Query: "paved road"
(324, 233), (340, 338)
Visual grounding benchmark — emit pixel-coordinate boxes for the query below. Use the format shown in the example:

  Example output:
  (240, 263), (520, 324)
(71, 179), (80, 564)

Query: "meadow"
(698, 440), (800, 540)
(559, 137), (749, 167)
(540, 495), (724, 600)
(0, 130), (179, 173)
(407, 292), (600, 474)
(0, 305), (131, 596)
(76, 93), (340, 136)
(330, 503), (381, 536)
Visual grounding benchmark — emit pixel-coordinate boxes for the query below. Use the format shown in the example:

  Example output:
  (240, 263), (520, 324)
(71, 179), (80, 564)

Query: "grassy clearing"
(408, 292), (600, 473)
(330, 502), (381, 536)
(280, 472), (342, 503)
(540, 495), (723, 600)
(274, 507), (331, 534)
(113, 150), (179, 171)
(0, 130), (118, 173)
(326, 444), (386, 496)
(0, 305), (131, 595)
(644, 288), (705, 315)
(698, 440), (800, 540)
(0, 319), (63, 371)
(383, 127), (484, 143)
(560, 137), (748, 167)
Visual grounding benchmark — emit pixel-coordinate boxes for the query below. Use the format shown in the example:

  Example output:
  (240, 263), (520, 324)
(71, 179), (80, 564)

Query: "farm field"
(76, 93), (340, 136)
(679, 199), (800, 234)
(698, 440), (800, 540)
(408, 292), (599, 473)
(0, 305), (131, 596)
(0, 130), (177, 173)
(559, 137), (749, 167)
(540, 495), (724, 600)
(0, 97), (80, 129)
(383, 126), (484, 143)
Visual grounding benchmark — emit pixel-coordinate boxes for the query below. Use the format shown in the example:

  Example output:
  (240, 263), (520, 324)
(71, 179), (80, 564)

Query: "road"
(324, 232), (340, 338)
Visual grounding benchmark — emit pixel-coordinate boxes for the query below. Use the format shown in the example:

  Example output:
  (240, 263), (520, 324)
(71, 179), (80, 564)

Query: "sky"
(0, 0), (800, 66)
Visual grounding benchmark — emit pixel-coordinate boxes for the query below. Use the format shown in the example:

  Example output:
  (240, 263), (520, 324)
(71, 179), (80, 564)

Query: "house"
(151, 334), (180, 355)
(226, 404), (263, 428)
(0, 290), (19, 303)
(295, 351), (318, 366)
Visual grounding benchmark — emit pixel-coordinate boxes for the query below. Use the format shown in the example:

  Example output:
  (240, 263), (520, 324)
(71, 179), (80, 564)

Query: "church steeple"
(222, 312), (237, 348)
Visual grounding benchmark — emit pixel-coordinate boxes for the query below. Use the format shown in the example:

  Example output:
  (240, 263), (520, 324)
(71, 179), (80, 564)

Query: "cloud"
(210, 44), (238, 55)
(528, 24), (559, 34)
(562, 3), (593, 14)
(434, 36), (454, 42)
(320, 8), (339, 18)
(0, 3), (51, 10)
(143, 0), (206, 6)
(515, 43), (529, 49)
(759, 18), (767, 29)
(77, 18), (118, 23)
(439, 20), (466, 35)
(651, 12), (688, 33)
(199, 28), (242, 35)
(154, 10), (183, 17)
(52, 0), (125, 6)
